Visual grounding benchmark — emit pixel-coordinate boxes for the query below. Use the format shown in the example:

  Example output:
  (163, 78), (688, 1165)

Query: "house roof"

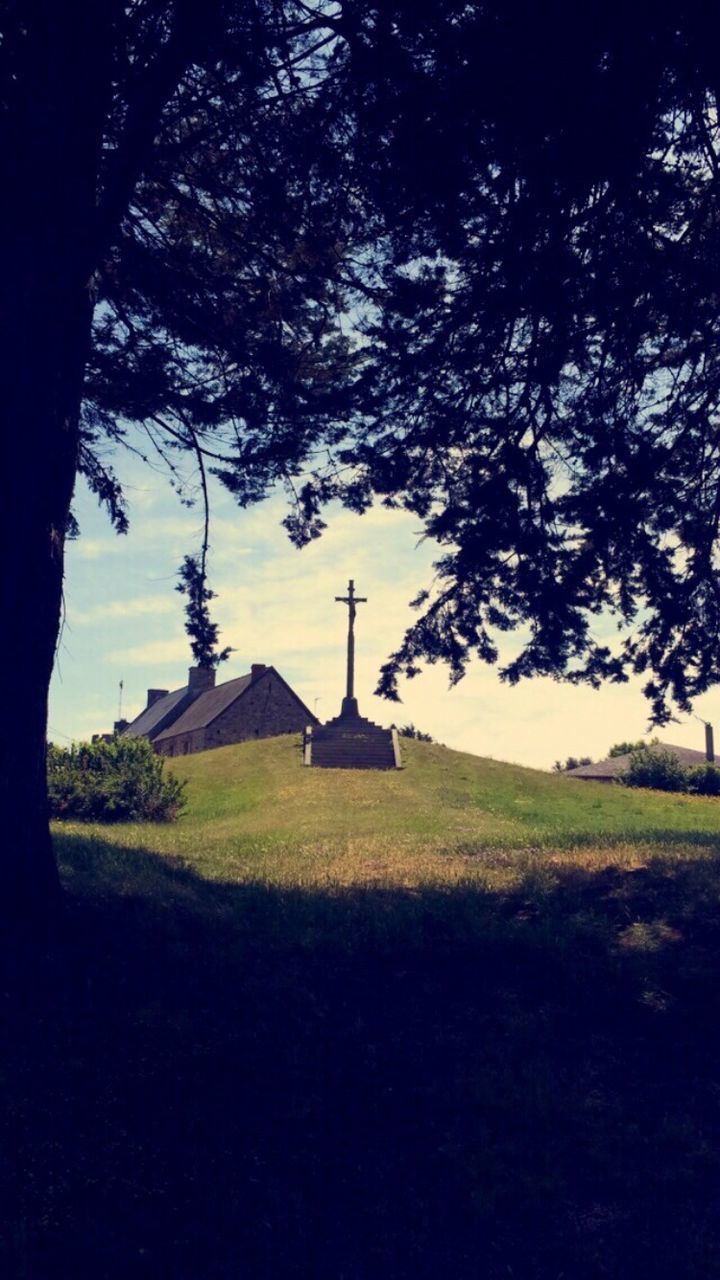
(153, 674), (253, 741)
(567, 742), (711, 779)
(123, 685), (190, 739)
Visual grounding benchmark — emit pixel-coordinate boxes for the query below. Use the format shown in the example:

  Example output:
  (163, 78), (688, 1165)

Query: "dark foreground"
(3, 838), (720, 1278)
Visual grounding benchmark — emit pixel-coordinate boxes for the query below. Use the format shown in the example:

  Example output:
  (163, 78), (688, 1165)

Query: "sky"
(49, 452), (719, 771)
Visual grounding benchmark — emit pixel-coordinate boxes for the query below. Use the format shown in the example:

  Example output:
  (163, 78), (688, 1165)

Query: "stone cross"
(335, 578), (367, 717)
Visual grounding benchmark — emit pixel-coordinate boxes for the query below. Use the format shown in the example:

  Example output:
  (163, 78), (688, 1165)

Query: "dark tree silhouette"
(3, 0), (720, 911)
(0, 0), (355, 911)
(313, 2), (720, 724)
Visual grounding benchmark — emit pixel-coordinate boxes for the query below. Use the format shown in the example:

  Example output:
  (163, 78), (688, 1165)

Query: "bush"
(623, 747), (688, 792)
(553, 756), (593, 772)
(686, 763), (720, 796)
(608, 737), (659, 758)
(48, 736), (187, 822)
(396, 724), (434, 742)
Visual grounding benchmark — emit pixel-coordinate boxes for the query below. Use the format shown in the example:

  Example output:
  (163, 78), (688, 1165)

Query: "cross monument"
(335, 578), (367, 718)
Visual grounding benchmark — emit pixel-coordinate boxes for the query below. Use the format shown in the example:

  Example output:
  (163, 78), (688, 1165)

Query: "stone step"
(312, 747), (392, 757)
(315, 732), (388, 743)
(315, 716), (385, 735)
(311, 727), (397, 770)
(313, 754), (395, 766)
(313, 740), (391, 750)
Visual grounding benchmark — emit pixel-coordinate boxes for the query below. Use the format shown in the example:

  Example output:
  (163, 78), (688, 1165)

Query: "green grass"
(55, 735), (720, 891)
(4, 738), (720, 1278)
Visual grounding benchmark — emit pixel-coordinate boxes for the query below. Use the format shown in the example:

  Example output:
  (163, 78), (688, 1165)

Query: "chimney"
(146, 688), (168, 710)
(188, 666), (216, 695)
(251, 663), (268, 681)
(114, 719), (129, 735)
(706, 722), (715, 763)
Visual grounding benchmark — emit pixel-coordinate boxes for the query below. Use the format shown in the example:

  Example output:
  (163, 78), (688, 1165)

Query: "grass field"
(58, 734), (720, 888)
(5, 738), (720, 1277)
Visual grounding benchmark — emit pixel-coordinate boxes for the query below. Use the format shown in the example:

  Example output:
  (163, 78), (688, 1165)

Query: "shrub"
(608, 737), (659, 758)
(48, 736), (187, 822)
(396, 724), (434, 742)
(686, 763), (720, 796)
(553, 756), (593, 772)
(623, 747), (688, 792)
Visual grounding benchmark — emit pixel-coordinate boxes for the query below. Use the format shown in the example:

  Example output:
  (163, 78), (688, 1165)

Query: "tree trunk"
(0, 220), (96, 915)
(0, 292), (91, 917)
(0, 2), (115, 919)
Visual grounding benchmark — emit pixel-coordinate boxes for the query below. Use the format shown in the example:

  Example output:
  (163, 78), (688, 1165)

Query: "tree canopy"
(309, 0), (720, 725)
(5, 0), (720, 909)
(49, 0), (720, 725)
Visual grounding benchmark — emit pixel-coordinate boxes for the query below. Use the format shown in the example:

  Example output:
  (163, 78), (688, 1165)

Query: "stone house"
(123, 663), (318, 757)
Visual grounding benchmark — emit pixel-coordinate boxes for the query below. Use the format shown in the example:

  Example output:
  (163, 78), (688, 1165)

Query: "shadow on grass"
(3, 834), (720, 1279)
(440, 826), (720, 858)
(551, 825), (720, 851)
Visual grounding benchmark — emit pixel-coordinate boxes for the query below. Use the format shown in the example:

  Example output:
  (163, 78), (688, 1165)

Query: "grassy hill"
(57, 734), (720, 893)
(5, 740), (720, 1279)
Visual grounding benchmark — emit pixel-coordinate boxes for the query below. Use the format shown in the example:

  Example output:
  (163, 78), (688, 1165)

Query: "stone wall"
(157, 671), (312, 757)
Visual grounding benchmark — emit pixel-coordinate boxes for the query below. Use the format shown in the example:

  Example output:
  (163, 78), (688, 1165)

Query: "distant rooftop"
(567, 742), (711, 780)
(123, 685), (189, 739)
(153, 674), (253, 742)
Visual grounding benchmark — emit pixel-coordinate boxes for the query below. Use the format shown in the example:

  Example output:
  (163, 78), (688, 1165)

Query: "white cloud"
(71, 594), (178, 625)
(72, 537), (129, 560)
(105, 637), (188, 667)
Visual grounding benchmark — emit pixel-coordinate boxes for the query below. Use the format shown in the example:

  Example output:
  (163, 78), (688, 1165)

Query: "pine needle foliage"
(74, 1), (720, 718)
